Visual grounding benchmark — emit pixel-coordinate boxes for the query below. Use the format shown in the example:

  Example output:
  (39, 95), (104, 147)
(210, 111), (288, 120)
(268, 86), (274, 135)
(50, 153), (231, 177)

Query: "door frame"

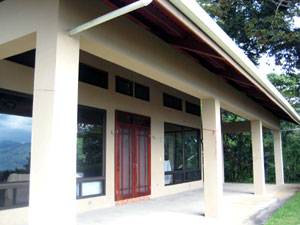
(115, 110), (151, 201)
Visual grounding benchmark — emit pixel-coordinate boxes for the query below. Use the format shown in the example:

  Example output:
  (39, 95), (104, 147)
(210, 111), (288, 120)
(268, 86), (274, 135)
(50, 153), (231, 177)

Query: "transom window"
(163, 93), (182, 111)
(164, 123), (201, 185)
(79, 63), (108, 89)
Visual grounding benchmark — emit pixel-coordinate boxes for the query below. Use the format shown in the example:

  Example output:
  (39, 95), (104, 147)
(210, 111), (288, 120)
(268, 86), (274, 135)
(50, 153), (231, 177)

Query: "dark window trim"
(76, 105), (107, 199)
(163, 93), (182, 111)
(164, 122), (202, 186)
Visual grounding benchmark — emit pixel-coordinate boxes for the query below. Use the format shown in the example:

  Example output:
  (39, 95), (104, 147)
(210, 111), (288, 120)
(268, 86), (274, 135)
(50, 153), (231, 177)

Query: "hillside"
(0, 140), (31, 171)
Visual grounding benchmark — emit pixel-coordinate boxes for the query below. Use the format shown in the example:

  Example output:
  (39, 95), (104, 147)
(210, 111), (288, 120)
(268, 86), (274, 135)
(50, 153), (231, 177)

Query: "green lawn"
(266, 191), (300, 225)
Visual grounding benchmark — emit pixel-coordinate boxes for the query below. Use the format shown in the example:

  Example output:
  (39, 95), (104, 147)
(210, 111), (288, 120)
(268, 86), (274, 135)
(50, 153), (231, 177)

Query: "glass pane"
(116, 76), (133, 96)
(0, 185), (29, 209)
(122, 130), (130, 194)
(81, 181), (103, 196)
(79, 63), (108, 89)
(0, 91), (32, 185)
(184, 130), (199, 169)
(173, 173), (184, 184)
(135, 83), (150, 101)
(175, 132), (183, 170)
(137, 131), (146, 192)
(0, 91), (32, 209)
(119, 127), (133, 195)
(164, 133), (175, 172)
(163, 93), (182, 111)
(164, 174), (173, 185)
(0, 114), (32, 184)
(185, 170), (201, 182)
(77, 107), (104, 178)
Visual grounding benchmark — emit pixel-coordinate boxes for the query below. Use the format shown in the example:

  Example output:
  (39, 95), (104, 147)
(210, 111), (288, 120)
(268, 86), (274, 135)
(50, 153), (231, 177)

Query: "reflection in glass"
(0, 90), (33, 209)
(76, 106), (105, 198)
(0, 114), (32, 184)
(77, 107), (104, 178)
(184, 131), (199, 169)
(164, 123), (201, 185)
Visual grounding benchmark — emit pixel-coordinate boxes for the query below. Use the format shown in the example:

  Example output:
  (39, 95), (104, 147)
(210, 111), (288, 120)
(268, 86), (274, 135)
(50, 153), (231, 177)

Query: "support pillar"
(251, 120), (266, 195)
(202, 98), (223, 217)
(273, 130), (284, 184)
(29, 26), (80, 225)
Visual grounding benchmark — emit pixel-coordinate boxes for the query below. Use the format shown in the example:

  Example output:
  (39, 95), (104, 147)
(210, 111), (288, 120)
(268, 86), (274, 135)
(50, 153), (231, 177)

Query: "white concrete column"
(29, 26), (80, 225)
(273, 130), (284, 185)
(221, 136), (225, 183)
(202, 98), (223, 217)
(251, 120), (266, 195)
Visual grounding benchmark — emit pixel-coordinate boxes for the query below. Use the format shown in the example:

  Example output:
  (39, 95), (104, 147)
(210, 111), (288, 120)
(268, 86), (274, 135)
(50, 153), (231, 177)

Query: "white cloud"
(0, 114), (32, 131)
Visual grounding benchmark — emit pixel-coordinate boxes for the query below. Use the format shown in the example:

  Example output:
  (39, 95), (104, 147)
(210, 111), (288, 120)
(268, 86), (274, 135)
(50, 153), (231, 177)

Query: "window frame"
(76, 105), (107, 199)
(0, 89), (33, 210)
(164, 122), (201, 186)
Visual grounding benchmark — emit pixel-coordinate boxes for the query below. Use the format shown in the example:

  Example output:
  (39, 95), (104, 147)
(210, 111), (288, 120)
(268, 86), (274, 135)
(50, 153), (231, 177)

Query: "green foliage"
(268, 73), (300, 183)
(266, 191), (300, 225)
(222, 109), (275, 183)
(268, 73), (300, 113)
(197, 0), (300, 73)
(264, 131), (275, 183)
(223, 132), (253, 183)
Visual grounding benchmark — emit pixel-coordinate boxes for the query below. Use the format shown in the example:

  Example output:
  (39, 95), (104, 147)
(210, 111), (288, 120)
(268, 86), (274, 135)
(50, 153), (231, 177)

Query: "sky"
(0, 114), (32, 143)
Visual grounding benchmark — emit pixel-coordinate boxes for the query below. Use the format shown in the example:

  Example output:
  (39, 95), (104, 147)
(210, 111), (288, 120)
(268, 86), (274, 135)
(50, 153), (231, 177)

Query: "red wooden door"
(115, 111), (151, 201)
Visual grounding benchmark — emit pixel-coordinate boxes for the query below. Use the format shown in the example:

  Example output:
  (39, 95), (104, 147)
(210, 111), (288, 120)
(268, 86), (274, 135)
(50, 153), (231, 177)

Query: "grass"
(265, 191), (300, 225)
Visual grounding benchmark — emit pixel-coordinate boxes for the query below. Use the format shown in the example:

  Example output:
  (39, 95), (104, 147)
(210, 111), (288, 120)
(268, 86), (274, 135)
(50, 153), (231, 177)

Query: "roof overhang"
(101, 0), (300, 125)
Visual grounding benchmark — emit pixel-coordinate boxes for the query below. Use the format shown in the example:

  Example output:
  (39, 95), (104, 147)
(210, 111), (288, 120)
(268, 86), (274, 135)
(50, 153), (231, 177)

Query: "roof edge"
(168, 0), (300, 125)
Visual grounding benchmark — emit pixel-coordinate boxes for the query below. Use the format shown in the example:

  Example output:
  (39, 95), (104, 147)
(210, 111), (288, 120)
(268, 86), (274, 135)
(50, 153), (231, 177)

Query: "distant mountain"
(0, 140), (31, 171)
(0, 140), (22, 150)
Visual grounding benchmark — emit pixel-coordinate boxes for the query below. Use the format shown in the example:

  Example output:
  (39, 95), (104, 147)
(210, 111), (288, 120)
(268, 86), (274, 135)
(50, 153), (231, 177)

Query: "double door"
(115, 111), (151, 201)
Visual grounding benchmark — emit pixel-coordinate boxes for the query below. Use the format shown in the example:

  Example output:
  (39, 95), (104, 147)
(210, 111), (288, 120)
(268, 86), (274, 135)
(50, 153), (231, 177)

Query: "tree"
(198, 0), (300, 183)
(197, 0), (300, 73)
(268, 73), (300, 183)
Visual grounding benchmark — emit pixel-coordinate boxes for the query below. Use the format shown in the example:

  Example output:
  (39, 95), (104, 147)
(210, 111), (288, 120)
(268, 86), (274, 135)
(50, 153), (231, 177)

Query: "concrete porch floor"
(77, 183), (300, 225)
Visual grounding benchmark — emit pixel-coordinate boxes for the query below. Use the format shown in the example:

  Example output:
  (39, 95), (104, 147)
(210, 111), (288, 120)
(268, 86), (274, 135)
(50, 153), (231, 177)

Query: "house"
(0, 0), (299, 225)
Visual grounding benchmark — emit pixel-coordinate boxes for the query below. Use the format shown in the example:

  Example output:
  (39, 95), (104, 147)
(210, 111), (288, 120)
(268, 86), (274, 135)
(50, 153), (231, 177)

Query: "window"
(76, 106), (106, 198)
(164, 123), (201, 185)
(163, 93), (182, 111)
(186, 101), (200, 117)
(135, 83), (150, 101)
(116, 76), (133, 96)
(115, 76), (150, 102)
(79, 63), (108, 89)
(0, 89), (33, 210)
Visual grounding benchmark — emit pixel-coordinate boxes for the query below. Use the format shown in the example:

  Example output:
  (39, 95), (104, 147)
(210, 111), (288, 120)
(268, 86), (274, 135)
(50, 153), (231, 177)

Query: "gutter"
(68, 0), (152, 36)
(168, 0), (300, 125)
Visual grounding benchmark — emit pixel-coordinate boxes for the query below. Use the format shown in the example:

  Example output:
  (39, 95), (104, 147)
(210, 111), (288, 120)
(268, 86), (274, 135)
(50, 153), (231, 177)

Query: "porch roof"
(101, 0), (300, 125)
